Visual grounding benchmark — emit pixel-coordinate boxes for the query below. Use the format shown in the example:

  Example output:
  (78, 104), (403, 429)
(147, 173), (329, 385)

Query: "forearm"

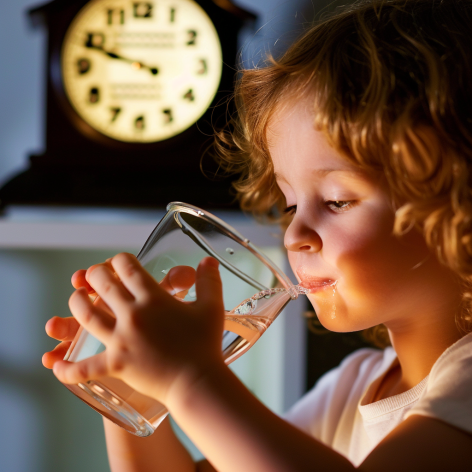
(104, 416), (197, 472)
(168, 364), (354, 472)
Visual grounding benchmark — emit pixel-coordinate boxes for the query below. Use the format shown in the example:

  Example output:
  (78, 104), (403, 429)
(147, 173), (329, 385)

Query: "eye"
(325, 200), (356, 213)
(283, 205), (297, 215)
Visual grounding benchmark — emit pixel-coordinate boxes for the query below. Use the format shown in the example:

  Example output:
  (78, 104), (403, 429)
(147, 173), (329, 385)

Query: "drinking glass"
(62, 202), (307, 436)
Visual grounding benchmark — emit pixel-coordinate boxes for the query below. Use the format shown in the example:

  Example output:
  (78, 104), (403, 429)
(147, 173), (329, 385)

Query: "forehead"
(267, 98), (358, 176)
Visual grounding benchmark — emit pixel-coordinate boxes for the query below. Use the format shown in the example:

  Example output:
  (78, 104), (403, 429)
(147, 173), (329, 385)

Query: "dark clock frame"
(0, 0), (256, 209)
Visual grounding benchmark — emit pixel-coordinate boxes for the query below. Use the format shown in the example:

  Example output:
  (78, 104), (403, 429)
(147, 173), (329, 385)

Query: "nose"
(284, 216), (322, 253)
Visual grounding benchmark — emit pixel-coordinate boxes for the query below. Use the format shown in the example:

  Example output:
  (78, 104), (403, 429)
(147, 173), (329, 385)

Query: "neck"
(382, 254), (465, 392)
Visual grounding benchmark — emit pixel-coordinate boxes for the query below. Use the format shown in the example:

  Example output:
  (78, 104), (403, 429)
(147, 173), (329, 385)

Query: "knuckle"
(123, 262), (138, 278)
(110, 359), (125, 374)
(77, 363), (89, 380)
(101, 281), (113, 295)
(81, 307), (95, 325)
(110, 347), (128, 373)
(96, 362), (107, 378)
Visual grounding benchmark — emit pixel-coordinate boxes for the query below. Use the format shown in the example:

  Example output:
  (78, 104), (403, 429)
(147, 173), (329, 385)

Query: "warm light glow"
(61, 0), (223, 143)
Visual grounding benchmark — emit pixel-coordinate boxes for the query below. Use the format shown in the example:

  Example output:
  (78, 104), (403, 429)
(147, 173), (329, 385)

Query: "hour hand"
(89, 45), (159, 75)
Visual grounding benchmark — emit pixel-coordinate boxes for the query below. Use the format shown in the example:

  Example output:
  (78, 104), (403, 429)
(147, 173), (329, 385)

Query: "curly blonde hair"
(214, 0), (472, 347)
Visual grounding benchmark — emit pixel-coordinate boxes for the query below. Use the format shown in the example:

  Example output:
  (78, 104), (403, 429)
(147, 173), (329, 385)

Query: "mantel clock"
(0, 0), (255, 208)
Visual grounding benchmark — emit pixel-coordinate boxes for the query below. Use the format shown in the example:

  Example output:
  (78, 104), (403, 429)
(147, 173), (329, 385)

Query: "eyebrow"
(274, 168), (365, 182)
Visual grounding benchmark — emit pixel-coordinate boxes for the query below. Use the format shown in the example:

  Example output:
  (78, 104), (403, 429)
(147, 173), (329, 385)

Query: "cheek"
(333, 213), (430, 311)
(286, 204), (431, 328)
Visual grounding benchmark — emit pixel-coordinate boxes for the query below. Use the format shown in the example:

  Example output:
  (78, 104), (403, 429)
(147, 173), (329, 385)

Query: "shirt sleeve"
(405, 333), (472, 435)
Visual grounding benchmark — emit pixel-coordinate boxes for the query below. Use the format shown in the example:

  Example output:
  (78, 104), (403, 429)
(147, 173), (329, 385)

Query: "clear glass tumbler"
(62, 202), (306, 436)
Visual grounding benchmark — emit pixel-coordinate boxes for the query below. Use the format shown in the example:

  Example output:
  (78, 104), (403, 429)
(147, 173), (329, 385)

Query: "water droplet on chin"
(331, 281), (338, 319)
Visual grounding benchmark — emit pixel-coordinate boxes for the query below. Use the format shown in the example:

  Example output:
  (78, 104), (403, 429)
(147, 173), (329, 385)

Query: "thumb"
(195, 257), (224, 312)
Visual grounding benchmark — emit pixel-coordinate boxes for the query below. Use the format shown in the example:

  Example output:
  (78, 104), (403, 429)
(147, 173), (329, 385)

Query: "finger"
(86, 262), (135, 313)
(160, 265), (196, 298)
(69, 288), (115, 343)
(53, 352), (108, 385)
(92, 295), (116, 317)
(45, 316), (80, 342)
(42, 341), (72, 369)
(72, 260), (115, 293)
(71, 269), (95, 294)
(195, 257), (224, 311)
(111, 252), (167, 301)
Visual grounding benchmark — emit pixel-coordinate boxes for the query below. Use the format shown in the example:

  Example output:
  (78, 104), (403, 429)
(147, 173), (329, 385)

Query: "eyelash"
(283, 200), (356, 215)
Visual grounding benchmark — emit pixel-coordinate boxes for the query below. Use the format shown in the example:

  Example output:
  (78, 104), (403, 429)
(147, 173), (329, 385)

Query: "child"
(43, 0), (472, 469)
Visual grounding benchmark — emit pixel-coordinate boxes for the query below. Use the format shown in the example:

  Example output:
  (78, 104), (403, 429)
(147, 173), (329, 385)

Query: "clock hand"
(90, 46), (159, 76)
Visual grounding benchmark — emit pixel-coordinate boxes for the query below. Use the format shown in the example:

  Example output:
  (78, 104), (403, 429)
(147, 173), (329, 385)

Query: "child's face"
(268, 99), (458, 333)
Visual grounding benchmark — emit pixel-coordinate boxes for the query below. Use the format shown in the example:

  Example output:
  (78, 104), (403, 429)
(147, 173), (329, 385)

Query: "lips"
(296, 268), (337, 293)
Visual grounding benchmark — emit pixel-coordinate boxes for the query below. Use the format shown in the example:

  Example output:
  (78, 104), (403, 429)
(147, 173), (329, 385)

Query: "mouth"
(296, 268), (337, 293)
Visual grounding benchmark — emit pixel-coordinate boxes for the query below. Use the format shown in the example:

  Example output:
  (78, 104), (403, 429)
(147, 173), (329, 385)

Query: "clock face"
(61, 0), (223, 143)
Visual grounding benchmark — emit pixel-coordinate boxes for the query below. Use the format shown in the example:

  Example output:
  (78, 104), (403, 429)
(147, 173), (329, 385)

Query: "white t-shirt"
(284, 332), (472, 467)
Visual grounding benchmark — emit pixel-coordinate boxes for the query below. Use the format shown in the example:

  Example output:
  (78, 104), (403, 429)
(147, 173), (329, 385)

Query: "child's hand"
(42, 316), (81, 369)
(50, 253), (225, 405)
(42, 259), (197, 369)
(41, 265), (105, 369)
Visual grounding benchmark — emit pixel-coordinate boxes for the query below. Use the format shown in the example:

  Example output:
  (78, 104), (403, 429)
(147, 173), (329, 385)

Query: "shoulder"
(284, 347), (394, 437)
(427, 332), (472, 387)
(406, 332), (472, 436)
(431, 331), (472, 374)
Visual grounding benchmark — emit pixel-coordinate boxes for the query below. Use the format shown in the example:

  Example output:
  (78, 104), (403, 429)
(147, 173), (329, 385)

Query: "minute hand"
(91, 46), (159, 75)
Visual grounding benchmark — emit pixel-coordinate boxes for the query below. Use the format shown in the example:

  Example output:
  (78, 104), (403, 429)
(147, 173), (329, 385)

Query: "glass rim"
(137, 201), (295, 293)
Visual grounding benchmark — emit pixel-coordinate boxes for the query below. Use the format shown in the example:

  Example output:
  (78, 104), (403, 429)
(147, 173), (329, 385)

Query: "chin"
(310, 297), (377, 334)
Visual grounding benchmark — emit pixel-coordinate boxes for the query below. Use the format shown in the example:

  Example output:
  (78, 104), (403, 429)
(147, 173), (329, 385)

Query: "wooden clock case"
(0, 0), (255, 209)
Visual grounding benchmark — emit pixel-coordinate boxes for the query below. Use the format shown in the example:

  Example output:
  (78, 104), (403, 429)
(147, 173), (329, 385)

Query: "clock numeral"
(183, 89), (195, 102)
(186, 30), (197, 46)
(110, 107), (122, 122)
(107, 9), (125, 25)
(85, 33), (105, 48)
(77, 58), (91, 75)
(196, 59), (207, 75)
(135, 116), (145, 130)
(163, 109), (173, 124)
(170, 7), (176, 23)
(133, 2), (153, 18)
(89, 87), (100, 104)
